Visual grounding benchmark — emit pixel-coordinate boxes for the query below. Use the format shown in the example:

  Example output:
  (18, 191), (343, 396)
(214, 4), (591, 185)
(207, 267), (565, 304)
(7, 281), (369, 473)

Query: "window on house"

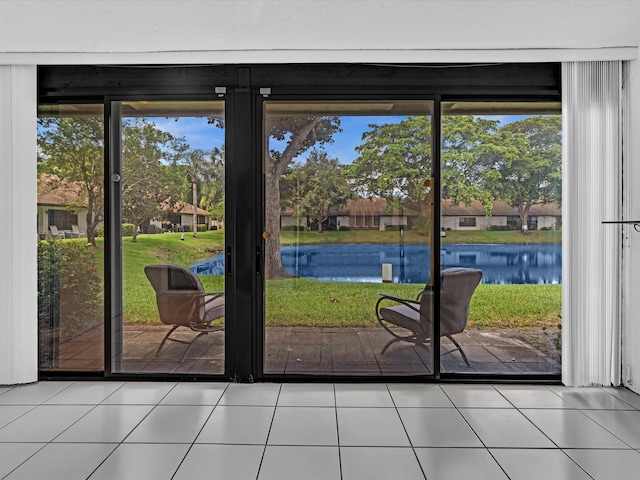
(47, 209), (77, 231)
(507, 216), (520, 229)
(459, 217), (477, 227)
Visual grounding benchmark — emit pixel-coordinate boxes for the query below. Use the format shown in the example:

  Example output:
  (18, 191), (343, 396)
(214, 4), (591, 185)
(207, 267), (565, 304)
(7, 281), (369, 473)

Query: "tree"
(264, 115), (341, 278)
(496, 116), (562, 229)
(37, 116), (105, 246)
(283, 150), (351, 233)
(349, 116), (433, 215)
(441, 115), (523, 214)
(121, 118), (185, 242)
(175, 148), (210, 237)
(197, 146), (225, 226)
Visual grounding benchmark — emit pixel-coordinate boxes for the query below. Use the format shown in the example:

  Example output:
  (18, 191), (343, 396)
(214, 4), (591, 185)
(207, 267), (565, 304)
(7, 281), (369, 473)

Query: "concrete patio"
(45, 324), (561, 376)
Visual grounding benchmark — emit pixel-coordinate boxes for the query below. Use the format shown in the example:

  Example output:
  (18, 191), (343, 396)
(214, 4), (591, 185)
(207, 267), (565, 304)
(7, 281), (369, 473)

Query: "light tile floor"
(1, 382), (640, 479)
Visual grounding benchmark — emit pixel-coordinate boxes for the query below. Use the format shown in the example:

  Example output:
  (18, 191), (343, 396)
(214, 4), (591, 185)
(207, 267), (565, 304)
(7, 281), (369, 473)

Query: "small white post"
(381, 263), (392, 283)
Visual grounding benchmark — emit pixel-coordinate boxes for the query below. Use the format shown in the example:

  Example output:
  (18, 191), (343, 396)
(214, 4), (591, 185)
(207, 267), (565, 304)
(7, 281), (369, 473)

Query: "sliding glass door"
(37, 103), (106, 372)
(111, 100), (227, 375)
(439, 101), (563, 375)
(37, 64), (562, 380)
(262, 99), (436, 376)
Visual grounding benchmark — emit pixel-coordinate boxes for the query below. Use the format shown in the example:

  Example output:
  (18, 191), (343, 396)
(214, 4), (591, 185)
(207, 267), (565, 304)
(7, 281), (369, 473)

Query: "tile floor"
(1, 382), (639, 479)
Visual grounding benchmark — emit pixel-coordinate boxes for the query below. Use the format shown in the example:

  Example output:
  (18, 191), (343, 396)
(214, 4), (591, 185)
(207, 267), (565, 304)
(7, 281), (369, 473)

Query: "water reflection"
(192, 243), (561, 285)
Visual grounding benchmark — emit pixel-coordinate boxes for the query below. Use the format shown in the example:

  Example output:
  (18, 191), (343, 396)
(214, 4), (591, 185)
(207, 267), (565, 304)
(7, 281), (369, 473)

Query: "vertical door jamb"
(106, 100), (123, 375)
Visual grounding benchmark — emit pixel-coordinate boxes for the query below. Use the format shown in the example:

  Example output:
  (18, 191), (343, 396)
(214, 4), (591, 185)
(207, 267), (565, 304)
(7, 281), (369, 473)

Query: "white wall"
(0, 1), (638, 63)
(623, 59), (640, 393)
(1, 0), (639, 388)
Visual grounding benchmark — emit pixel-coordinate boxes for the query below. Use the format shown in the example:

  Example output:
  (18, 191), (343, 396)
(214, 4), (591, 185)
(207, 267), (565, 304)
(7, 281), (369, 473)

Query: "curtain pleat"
(562, 61), (622, 386)
(0, 65), (38, 385)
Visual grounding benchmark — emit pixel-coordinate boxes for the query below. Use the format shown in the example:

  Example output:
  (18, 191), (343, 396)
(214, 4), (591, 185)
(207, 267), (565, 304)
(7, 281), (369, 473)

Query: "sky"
(150, 116), (225, 152)
(151, 113), (529, 165)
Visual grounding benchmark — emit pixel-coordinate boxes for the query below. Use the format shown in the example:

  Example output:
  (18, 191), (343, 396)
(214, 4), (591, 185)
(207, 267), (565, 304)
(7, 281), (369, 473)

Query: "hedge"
(38, 240), (102, 368)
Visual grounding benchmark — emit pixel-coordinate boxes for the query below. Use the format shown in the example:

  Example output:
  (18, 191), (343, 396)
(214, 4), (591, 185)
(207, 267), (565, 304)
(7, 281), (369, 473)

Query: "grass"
(266, 278), (561, 329)
(281, 229), (561, 245)
(94, 230), (226, 324)
(86, 229), (561, 328)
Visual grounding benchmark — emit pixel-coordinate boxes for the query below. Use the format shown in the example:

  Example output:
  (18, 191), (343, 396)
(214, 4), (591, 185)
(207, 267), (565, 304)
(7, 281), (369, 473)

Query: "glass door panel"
(37, 103), (105, 372)
(262, 100), (435, 376)
(440, 101), (562, 375)
(112, 100), (226, 375)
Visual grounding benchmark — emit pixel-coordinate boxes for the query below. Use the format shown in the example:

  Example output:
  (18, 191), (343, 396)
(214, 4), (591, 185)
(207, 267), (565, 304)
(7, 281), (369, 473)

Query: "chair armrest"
(202, 291), (224, 304)
(376, 293), (421, 317)
(378, 293), (419, 305)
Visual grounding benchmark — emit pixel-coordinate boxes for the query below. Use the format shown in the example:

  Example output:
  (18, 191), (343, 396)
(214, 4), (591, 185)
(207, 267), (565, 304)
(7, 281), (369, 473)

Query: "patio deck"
(46, 324), (561, 376)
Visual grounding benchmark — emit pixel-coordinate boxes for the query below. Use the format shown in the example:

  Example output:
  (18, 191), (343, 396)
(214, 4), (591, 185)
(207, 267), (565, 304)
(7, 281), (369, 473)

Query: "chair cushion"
(379, 305), (425, 333)
(203, 296), (225, 323)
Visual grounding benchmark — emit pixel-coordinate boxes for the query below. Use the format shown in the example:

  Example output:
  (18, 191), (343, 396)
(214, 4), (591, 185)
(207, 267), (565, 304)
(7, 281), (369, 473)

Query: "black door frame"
(253, 92), (441, 382)
(37, 63), (562, 383)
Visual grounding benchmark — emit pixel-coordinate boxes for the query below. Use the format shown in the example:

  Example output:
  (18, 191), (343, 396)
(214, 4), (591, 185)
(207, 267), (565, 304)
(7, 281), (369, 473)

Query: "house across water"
(281, 197), (561, 232)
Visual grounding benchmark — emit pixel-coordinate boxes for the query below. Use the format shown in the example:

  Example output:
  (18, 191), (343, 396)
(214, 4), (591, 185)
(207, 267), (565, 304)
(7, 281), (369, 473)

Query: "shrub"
(197, 223), (207, 232)
(122, 223), (135, 236)
(38, 240), (102, 367)
(488, 225), (515, 231)
(411, 215), (431, 236)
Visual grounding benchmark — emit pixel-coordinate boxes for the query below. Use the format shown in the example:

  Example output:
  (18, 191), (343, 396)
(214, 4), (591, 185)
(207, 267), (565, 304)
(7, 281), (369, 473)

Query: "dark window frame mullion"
(106, 99), (123, 377)
(433, 95), (442, 379)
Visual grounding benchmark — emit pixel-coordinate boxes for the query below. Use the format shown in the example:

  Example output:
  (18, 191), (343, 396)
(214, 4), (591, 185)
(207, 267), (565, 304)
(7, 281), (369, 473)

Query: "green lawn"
(88, 229), (561, 328)
(281, 229), (561, 245)
(95, 230), (226, 324)
(266, 278), (561, 329)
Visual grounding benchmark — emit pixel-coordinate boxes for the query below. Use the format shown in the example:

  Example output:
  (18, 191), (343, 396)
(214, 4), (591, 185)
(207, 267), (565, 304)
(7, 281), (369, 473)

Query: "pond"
(191, 243), (562, 285)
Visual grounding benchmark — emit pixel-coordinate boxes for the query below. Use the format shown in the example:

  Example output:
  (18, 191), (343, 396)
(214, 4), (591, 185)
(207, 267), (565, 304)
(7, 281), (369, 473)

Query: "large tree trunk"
(263, 119), (318, 279)
(85, 190), (99, 246)
(131, 221), (139, 243)
(264, 164), (289, 279)
(519, 202), (531, 232)
(192, 181), (198, 238)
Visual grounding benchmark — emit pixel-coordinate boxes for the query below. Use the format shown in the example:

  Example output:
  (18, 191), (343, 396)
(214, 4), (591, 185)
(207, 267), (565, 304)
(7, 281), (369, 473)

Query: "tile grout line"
(0, 443), (49, 480)
(169, 382), (231, 480)
(84, 382), (180, 480)
(441, 385), (513, 479)
(255, 383), (283, 480)
(334, 384), (343, 480)
(48, 381), (130, 444)
(490, 385), (597, 480)
(78, 382), (178, 480)
(386, 384), (428, 480)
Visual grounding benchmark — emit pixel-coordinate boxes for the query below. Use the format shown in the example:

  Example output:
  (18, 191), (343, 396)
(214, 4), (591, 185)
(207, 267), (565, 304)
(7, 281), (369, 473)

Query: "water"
(191, 243), (562, 285)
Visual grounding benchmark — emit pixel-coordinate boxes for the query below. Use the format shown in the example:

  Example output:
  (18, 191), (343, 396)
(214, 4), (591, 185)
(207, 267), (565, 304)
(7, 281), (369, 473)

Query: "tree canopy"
(496, 115), (562, 227)
(349, 114), (562, 228)
(121, 118), (186, 242)
(349, 116), (432, 215)
(37, 116), (105, 245)
(281, 149), (351, 233)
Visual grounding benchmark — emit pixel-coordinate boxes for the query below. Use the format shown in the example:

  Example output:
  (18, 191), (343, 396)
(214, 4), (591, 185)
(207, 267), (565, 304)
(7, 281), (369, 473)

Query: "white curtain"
(562, 61), (622, 386)
(0, 65), (38, 385)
